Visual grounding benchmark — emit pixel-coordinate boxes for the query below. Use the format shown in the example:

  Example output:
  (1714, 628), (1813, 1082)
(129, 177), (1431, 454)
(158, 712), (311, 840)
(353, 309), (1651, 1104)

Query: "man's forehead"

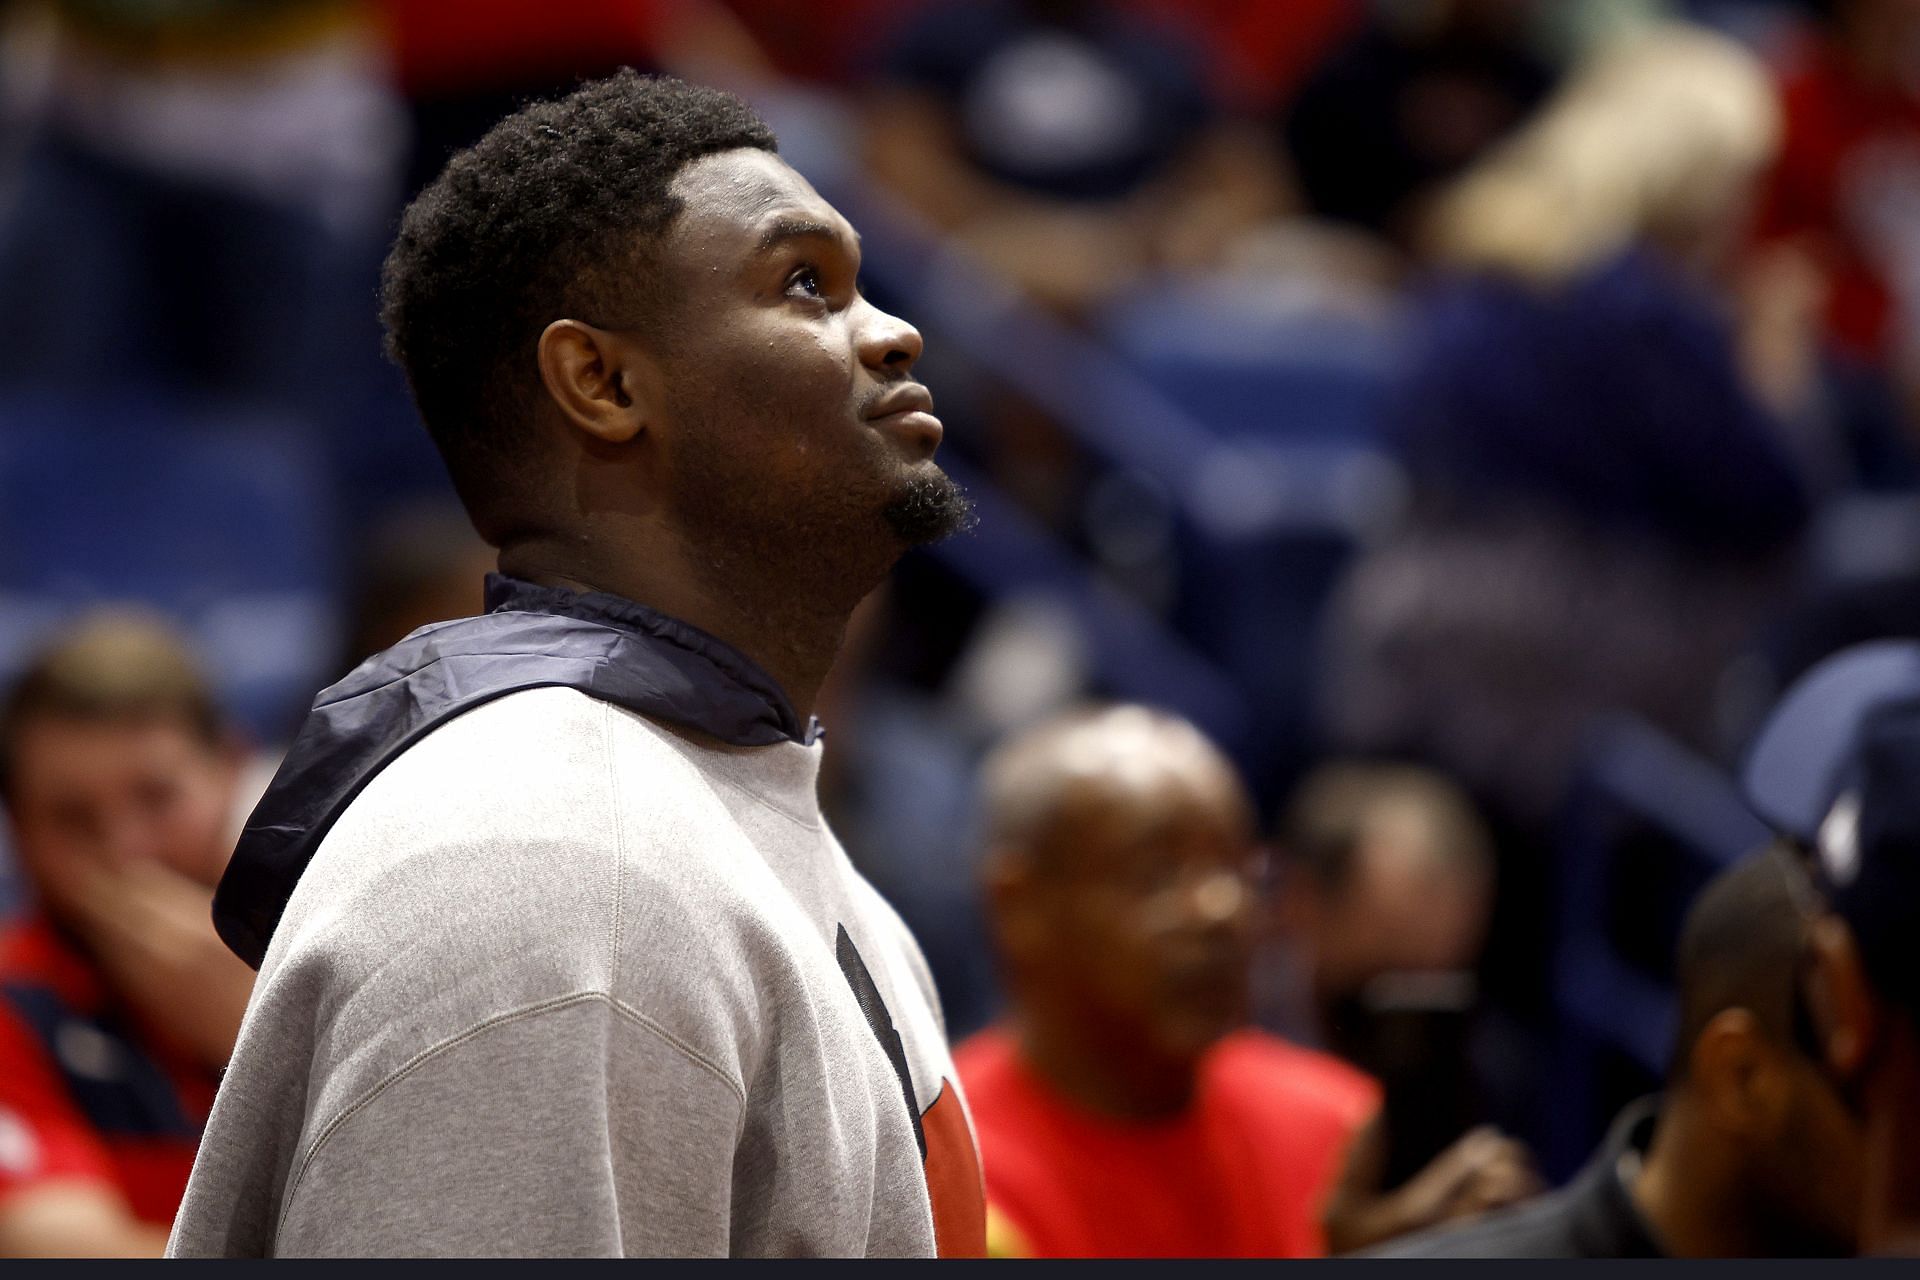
(668, 148), (854, 244)
(1039, 769), (1249, 857)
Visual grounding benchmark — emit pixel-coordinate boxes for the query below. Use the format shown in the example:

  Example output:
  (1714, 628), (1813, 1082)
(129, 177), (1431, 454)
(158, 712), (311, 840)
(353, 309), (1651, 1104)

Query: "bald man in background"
(954, 705), (1536, 1257)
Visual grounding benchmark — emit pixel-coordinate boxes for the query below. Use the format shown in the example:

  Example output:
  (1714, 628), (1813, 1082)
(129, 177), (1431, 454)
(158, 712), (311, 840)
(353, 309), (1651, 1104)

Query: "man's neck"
(1631, 1098), (1762, 1258)
(499, 537), (847, 724)
(1862, 1031), (1920, 1255)
(1014, 1012), (1201, 1123)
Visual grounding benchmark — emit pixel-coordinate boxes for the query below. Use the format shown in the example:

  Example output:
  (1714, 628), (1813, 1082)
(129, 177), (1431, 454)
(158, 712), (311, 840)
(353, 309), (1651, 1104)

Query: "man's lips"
(865, 384), (942, 448)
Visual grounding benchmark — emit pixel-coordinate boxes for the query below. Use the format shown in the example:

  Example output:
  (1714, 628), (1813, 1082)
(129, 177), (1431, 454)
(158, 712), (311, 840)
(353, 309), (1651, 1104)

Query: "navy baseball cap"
(1742, 640), (1920, 1011)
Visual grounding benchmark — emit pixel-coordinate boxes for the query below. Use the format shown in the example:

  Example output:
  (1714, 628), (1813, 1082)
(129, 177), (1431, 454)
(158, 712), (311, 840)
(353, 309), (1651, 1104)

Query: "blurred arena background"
(2, 0), (1918, 1209)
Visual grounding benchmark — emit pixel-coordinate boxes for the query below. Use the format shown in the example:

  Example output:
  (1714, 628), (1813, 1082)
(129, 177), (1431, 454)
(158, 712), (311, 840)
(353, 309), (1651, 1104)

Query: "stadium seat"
(0, 392), (342, 743)
(1545, 715), (1771, 1180)
(1096, 280), (1400, 446)
(1092, 283), (1409, 797)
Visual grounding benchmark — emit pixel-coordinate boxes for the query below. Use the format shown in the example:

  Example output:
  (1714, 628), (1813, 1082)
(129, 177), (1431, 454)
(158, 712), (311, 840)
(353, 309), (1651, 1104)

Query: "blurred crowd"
(4, 0), (1920, 1258)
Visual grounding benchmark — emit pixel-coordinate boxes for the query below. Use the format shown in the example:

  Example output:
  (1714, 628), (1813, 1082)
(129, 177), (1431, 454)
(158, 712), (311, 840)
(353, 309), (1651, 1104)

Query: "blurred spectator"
(861, 0), (1286, 316)
(956, 705), (1534, 1257)
(1758, 0), (1920, 409)
(1281, 0), (1558, 248)
(1316, 23), (1829, 1116)
(1322, 23), (1822, 834)
(1378, 848), (1862, 1257)
(959, 703), (1372, 1257)
(1270, 762), (1494, 1033)
(1742, 640), (1920, 1254)
(0, 614), (256, 1256)
(1263, 763), (1510, 1188)
(0, 0), (404, 409)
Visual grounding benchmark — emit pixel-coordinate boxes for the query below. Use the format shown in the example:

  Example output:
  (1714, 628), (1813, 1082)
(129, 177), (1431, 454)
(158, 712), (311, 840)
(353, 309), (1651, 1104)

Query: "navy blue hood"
(212, 574), (814, 969)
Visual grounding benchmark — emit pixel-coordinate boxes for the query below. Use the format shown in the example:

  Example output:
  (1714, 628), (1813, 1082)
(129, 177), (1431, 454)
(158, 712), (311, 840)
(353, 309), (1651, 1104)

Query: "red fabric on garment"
(955, 1025), (1379, 1258)
(0, 916), (216, 1226)
(920, 1078), (987, 1257)
(1123, 0), (1361, 114)
(1757, 36), (1920, 363)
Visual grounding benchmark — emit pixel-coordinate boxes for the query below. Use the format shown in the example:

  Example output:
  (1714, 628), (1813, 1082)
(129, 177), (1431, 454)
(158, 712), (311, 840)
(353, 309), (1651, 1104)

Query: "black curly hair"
(380, 71), (777, 536)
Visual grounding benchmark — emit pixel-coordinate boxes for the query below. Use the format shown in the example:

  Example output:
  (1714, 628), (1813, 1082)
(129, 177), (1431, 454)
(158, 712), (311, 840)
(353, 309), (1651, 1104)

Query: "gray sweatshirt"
(167, 686), (984, 1257)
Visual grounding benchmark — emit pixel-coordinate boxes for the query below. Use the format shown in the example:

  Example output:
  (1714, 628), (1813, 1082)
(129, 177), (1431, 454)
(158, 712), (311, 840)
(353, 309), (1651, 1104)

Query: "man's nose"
(1184, 870), (1251, 933)
(855, 299), (923, 375)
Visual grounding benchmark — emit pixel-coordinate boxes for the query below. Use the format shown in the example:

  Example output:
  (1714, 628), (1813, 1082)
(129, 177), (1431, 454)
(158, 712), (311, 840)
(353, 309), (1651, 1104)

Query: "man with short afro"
(168, 72), (982, 1258)
(379, 71), (774, 535)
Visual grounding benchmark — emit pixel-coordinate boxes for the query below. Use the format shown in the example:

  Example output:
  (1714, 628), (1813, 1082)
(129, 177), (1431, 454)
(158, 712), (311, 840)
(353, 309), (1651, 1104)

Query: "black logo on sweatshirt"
(834, 925), (926, 1158)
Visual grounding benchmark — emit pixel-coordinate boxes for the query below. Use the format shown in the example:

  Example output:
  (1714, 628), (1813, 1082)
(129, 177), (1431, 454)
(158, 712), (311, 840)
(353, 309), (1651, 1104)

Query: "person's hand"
(1324, 1116), (1543, 1253)
(1388, 1124), (1542, 1227)
(53, 857), (254, 1071)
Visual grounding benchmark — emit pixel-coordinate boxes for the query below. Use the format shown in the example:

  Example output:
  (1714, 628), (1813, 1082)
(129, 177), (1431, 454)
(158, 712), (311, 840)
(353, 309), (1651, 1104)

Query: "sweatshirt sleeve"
(272, 992), (747, 1257)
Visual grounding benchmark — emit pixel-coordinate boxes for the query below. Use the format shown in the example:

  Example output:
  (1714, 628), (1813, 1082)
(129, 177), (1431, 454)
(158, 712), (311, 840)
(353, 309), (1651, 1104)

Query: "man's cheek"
(742, 334), (851, 413)
(1098, 941), (1160, 1016)
(22, 831), (101, 907)
(165, 801), (233, 884)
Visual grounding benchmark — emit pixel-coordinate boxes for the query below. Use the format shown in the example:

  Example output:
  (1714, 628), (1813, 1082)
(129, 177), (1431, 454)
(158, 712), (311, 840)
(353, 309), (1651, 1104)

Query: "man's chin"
(881, 465), (975, 546)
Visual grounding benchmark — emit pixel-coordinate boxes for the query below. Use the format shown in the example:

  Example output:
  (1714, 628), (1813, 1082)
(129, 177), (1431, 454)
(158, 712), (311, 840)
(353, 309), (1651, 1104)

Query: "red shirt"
(1757, 36), (1920, 362)
(0, 915), (217, 1227)
(955, 1026), (1379, 1258)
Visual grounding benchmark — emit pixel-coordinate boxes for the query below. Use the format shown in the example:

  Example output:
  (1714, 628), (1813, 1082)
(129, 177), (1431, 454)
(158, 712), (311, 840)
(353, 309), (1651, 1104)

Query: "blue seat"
(1545, 715), (1769, 1180)
(0, 393), (341, 742)
(1093, 286), (1407, 794)
(1097, 283), (1399, 446)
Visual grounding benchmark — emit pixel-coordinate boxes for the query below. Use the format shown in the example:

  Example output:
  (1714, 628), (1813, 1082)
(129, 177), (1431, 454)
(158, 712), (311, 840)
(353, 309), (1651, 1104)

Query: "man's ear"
(1691, 1008), (1775, 1135)
(536, 320), (660, 445)
(1806, 915), (1879, 1081)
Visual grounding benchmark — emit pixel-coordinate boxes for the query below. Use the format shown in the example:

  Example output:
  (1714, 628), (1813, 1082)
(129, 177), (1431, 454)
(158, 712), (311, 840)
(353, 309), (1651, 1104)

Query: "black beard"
(882, 468), (976, 546)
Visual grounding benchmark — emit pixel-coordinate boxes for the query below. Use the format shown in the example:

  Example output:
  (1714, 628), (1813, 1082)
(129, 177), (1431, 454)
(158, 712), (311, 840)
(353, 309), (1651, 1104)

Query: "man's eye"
(786, 265), (823, 299)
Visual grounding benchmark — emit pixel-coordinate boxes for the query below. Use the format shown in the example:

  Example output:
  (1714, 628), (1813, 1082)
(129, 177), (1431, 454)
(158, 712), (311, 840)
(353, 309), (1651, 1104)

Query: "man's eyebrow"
(755, 216), (861, 253)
